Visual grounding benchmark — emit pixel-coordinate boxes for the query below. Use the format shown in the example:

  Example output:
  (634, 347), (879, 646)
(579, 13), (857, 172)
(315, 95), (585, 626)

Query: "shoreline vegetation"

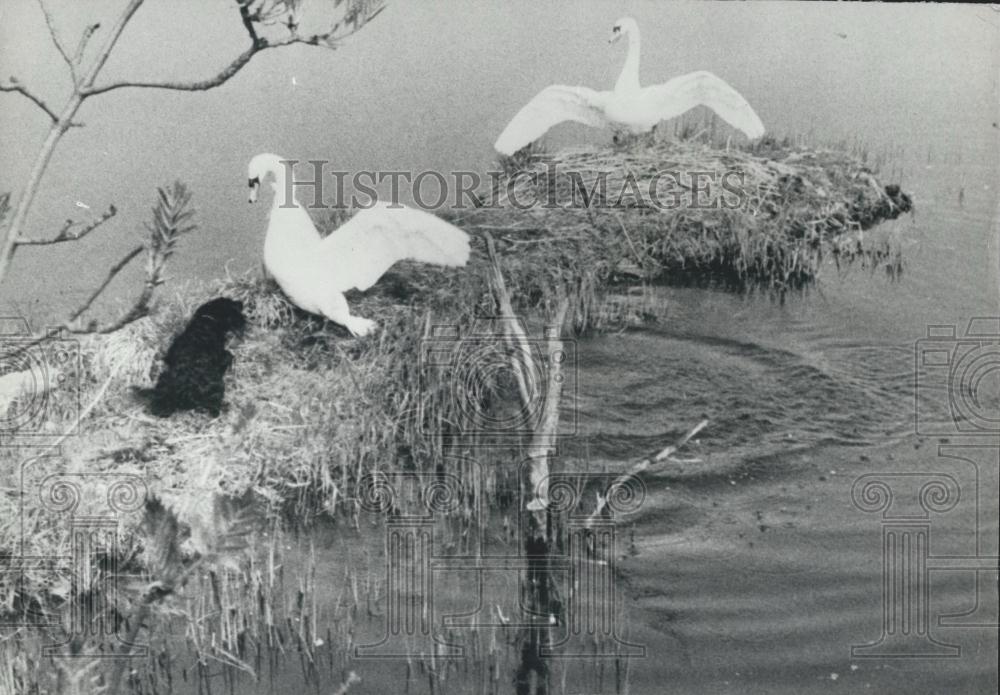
(1, 136), (912, 693)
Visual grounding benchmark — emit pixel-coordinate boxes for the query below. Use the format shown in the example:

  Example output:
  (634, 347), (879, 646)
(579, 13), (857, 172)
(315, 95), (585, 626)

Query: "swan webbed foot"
(344, 316), (378, 337)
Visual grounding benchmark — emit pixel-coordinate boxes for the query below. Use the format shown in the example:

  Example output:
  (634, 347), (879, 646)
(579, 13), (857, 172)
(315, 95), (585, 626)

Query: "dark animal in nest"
(138, 298), (247, 417)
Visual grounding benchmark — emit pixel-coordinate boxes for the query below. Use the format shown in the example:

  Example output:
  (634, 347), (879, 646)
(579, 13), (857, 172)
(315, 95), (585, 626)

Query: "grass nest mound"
(1, 137), (912, 611)
(455, 136), (912, 292)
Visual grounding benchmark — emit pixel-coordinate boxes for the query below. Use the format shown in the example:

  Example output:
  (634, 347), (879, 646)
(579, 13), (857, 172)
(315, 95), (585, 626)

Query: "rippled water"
(3, 2), (997, 692)
(571, 326), (916, 461)
(153, 139), (997, 692)
(557, 118), (999, 690)
(570, 319), (998, 693)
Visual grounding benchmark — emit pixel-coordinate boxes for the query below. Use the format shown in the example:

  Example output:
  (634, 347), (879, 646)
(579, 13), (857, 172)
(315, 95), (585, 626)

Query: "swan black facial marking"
(248, 176), (260, 188)
(612, 25), (620, 33)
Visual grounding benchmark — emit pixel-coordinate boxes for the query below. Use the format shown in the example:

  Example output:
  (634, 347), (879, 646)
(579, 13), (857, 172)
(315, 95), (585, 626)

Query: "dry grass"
(457, 136), (911, 294)
(1, 137), (911, 649)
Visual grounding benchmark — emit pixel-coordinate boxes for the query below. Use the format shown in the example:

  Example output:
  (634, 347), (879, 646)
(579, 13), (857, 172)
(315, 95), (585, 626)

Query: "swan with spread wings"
(494, 17), (765, 155)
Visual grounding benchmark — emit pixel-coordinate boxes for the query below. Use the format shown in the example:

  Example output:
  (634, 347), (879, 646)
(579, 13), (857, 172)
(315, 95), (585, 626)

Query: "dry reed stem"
(587, 418), (709, 529)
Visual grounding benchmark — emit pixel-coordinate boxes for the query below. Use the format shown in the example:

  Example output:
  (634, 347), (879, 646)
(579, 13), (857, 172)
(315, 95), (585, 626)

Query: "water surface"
(1, 2), (998, 693)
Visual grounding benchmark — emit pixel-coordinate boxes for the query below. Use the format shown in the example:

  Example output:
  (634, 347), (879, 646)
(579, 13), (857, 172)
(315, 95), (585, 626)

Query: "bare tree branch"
(484, 231), (569, 511)
(485, 232), (536, 409)
(17, 204), (117, 246)
(67, 244), (144, 326)
(585, 418), (709, 530)
(77, 0), (146, 91)
(0, 79), (85, 126)
(7, 184), (193, 358)
(83, 44), (259, 96)
(74, 181), (196, 333)
(82, 1), (386, 96)
(72, 22), (101, 66)
(237, 0), (262, 46)
(0, 79), (59, 122)
(0, 0), (144, 284)
(525, 296), (568, 510)
(0, 0), (384, 290)
(37, 0), (76, 82)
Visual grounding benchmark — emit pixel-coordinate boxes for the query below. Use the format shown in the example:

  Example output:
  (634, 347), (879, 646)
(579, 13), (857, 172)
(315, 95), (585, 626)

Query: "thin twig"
(586, 418), (710, 529)
(18, 204), (117, 245)
(86, 181), (198, 334)
(237, 0), (262, 46)
(77, 0), (145, 92)
(0, 0), (380, 287)
(1, 242), (144, 358)
(37, 0), (76, 83)
(650, 418), (709, 463)
(67, 244), (144, 324)
(84, 43), (258, 96)
(332, 671), (361, 695)
(82, 2), (386, 97)
(93, 271), (156, 335)
(0, 79), (59, 122)
(71, 23), (101, 66)
(3, 180), (192, 356)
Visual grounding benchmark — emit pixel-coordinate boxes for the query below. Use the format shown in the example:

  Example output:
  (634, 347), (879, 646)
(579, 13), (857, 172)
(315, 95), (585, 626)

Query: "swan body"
(0, 367), (59, 420)
(494, 17), (766, 155)
(247, 154), (471, 337)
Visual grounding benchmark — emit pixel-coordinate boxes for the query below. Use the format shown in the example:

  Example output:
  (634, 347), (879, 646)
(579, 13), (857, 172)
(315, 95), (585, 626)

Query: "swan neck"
(269, 161), (294, 207)
(615, 28), (641, 94)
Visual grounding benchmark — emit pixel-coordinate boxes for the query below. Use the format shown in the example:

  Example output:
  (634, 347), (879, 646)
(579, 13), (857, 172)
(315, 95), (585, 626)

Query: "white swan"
(247, 153), (471, 337)
(494, 17), (766, 155)
(0, 367), (59, 420)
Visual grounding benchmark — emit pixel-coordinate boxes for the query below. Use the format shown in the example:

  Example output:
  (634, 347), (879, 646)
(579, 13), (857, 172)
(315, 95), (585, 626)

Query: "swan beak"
(609, 28), (622, 44)
(248, 177), (260, 204)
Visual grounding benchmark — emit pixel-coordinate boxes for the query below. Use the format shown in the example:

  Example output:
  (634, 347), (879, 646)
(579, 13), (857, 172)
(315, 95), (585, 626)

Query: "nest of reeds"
(452, 137), (912, 293)
(3, 138), (915, 531)
(0, 137), (914, 615)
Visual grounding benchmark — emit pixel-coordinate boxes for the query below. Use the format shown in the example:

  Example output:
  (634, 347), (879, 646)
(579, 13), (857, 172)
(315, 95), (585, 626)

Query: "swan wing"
(642, 71), (765, 139)
(319, 202), (471, 292)
(494, 85), (612, 155)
